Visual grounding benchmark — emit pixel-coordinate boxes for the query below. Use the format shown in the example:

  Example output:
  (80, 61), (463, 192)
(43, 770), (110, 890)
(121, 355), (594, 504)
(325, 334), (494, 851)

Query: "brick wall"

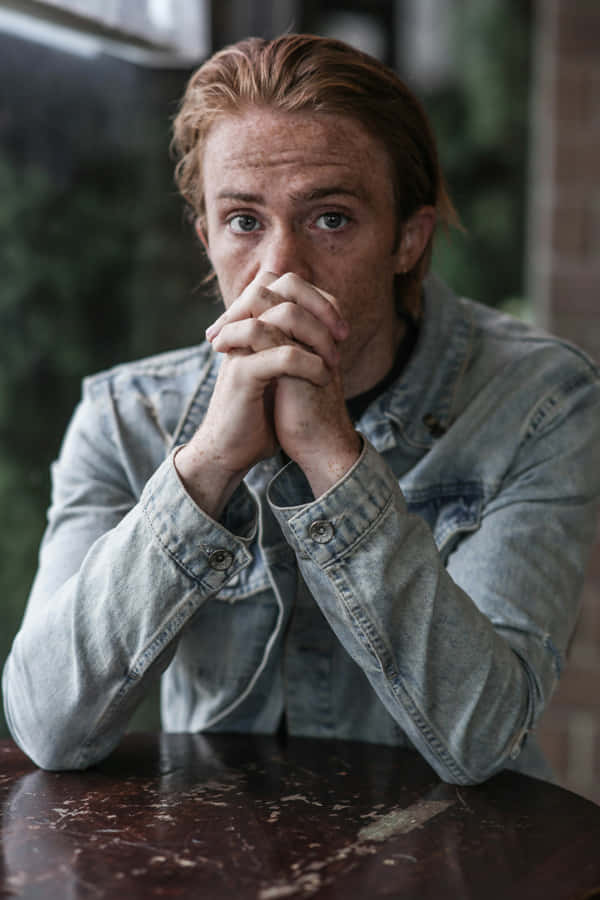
(529, 0), (600, 804)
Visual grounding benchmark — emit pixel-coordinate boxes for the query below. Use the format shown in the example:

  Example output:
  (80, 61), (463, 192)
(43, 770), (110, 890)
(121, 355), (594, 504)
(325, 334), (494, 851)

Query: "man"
(4, 34), (599, 785)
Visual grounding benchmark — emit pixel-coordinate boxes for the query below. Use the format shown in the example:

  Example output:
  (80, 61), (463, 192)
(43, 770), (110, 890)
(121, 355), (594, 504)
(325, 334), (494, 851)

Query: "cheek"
(210, 244), (254, 302)
(317, 233), (348, 257)
(331, 259), (398, 337)
(334, 252), (395, 305)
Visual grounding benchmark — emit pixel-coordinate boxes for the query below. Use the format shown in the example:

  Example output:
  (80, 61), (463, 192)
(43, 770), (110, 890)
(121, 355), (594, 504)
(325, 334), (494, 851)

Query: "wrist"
(296, 430), (362, 498)
(174, 443), (246, 520)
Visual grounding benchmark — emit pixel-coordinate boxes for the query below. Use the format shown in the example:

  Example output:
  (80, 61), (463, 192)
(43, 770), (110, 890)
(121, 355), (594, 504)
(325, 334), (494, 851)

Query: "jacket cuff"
(267, 439), (406, 567)
(140, 450), (256, 593)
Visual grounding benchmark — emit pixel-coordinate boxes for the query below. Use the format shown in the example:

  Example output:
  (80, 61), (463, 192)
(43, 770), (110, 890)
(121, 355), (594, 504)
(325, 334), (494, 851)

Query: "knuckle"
(279, 343), (303, 369)
(316, 357), (329, 380)
(258, 304), (279, 325)
(246, 318), (262, 338)
(273, 301), (300, 325)
(264, 303), (301, 334)
(277, 272), (300, 292)
(280, 343), (297, 364)
(257, 284), (276, 304)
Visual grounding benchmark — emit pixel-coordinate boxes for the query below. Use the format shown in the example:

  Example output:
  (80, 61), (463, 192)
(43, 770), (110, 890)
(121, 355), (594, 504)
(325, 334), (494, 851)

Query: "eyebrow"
(216, 190), (264, 203)
(295, 185), (362, 203)
(215, 186), (362, 204)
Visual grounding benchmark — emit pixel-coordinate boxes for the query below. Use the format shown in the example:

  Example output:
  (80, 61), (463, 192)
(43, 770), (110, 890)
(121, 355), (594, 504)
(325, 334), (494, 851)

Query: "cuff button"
(208, 549), (234, 571)
(309, 520), (335, 543)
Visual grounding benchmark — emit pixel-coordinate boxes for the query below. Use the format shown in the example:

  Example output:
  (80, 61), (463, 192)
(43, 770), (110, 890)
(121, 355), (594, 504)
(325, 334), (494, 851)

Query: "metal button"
(309, 520), (335, 543)
(422, 413), (446, 438)
(208, 548), (234, 571)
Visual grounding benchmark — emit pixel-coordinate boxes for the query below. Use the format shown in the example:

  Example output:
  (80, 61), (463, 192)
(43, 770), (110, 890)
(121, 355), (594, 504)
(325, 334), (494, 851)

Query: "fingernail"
(205, 324), (217, 340)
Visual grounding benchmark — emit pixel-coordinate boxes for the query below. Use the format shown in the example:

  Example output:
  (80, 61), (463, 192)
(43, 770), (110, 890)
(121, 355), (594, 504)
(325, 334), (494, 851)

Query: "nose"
(260, 226), (312, 282)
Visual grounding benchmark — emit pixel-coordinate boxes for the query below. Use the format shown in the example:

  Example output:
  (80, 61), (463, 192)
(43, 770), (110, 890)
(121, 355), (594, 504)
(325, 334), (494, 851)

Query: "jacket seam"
(327, 567), (472, 783)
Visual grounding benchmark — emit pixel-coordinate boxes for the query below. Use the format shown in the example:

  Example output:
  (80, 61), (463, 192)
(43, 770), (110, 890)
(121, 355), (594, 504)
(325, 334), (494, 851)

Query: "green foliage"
(0, 459), (46, 699)
(0, 107), (207, 737)
(1, 156), (133, 438)
(426, 0), (531, 309)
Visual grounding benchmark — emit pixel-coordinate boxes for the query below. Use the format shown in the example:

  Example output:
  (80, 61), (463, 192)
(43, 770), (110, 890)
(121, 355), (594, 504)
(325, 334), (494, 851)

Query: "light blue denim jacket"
(4, 276), (600, 783)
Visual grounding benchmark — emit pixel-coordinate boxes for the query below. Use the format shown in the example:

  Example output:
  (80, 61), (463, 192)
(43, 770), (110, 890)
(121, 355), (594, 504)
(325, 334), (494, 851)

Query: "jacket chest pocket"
(403, 481), (484, 559)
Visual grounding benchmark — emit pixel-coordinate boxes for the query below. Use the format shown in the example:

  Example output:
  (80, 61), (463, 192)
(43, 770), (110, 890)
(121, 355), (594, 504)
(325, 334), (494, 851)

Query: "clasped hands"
(175, 271), (362, 518)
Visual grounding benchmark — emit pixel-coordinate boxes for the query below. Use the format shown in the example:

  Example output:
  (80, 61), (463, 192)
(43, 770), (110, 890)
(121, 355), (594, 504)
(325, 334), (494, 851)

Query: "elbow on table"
(428, 730), (528, 787)
(4, 703), (91, 772)
(437, 760), (505, 787)
(2, 665), (107, 772)
(15, 736), (90, 772)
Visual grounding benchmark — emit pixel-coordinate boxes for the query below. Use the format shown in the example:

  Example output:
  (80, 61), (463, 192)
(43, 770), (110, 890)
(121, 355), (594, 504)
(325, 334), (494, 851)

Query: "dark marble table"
(1, 732), (599, 899)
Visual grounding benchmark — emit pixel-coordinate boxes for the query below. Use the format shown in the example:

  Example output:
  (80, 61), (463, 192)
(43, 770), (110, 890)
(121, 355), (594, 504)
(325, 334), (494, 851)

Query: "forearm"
(292, 537), (531, 784)
(268, 440), (585, 784)
(3, 453), (254, 770)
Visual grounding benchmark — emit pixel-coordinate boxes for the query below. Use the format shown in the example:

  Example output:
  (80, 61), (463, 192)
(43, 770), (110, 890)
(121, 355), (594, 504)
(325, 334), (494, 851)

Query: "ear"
(195, 218), (210, 254)
(394, 206), (437, 274)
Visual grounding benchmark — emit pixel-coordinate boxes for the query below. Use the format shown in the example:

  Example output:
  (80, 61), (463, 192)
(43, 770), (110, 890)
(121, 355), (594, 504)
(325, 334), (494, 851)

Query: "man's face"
(201, 107), (407, 393)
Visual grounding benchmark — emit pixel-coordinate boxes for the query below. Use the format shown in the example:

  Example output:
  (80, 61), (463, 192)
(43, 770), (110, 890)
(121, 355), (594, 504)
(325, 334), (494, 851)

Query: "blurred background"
(1, 0), (598, 802)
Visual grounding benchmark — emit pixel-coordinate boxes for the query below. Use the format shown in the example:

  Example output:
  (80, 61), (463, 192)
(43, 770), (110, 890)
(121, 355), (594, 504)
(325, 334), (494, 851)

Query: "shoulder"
(61, 343), (219, 492)
(80, 342), (217, 404)
(451, 295), (600, 447)
(423, 275), (599, 387)
(418, 277), (600, 449)
(460, 294), (599, 385)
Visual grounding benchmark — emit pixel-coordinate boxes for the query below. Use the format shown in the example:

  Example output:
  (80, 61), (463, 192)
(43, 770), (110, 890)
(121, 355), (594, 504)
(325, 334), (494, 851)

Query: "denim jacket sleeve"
(2, 377), (257, 771)
(267, 366), (600, 785)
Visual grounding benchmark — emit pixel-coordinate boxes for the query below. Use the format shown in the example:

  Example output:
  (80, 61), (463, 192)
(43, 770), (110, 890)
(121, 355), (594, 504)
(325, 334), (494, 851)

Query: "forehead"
(201, 107), (394, 202)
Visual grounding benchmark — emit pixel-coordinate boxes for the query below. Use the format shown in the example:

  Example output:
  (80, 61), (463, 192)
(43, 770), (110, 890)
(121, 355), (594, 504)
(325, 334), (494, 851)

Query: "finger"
(207, 272), (349, 343)
(226, 344), (332, 390)
(206, 272), (279, 341)
(258, 302), (340, 369)
(213, 302), (341, 370)
(269, 273), (349, 341)
(211, 317), (290, 356)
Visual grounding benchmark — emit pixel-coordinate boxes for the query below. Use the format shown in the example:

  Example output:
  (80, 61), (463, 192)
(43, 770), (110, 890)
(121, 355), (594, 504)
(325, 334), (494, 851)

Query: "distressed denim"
(4, 276), (600, 783)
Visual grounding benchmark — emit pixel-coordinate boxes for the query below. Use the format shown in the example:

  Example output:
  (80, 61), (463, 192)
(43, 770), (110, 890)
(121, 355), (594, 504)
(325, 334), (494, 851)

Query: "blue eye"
(229, 214), (260, 233)
(315, 212), (349, 230)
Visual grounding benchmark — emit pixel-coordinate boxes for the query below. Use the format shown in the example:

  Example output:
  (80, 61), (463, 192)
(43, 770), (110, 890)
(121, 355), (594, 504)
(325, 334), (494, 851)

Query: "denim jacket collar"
(356, 275), (475, 453)
(172, 350), (219, 449)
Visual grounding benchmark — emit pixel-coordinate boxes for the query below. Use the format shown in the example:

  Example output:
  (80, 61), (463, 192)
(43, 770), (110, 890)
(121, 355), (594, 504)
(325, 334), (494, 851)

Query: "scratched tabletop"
(1, 733), (599, 899)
